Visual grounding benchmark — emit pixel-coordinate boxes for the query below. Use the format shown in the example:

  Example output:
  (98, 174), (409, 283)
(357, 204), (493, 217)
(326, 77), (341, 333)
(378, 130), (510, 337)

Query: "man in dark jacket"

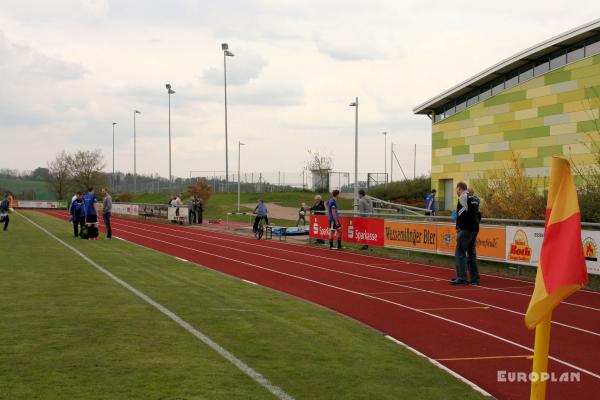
(310, 195), (326, 244)
(69, 192), (85, 238)
(0, 193), (13, 231)
(450, 182), (481, 286)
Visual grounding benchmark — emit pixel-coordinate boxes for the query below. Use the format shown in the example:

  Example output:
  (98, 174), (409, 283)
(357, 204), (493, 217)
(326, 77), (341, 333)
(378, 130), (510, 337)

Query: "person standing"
(450, 182), (480, 285)
(358, 190), (373, 250)
(69, 192), (85, 238)
(425, 189), (436, 216)
(297, 202), (307, 227)
(0, 193), (13, 231)
(188, 196), (197, 225)
(252, 199), (269, 234)
(196, 197), (204, 224)
(327, 190), (342, 250)
(83, 187), (99, 240)
(101, 188), (113, 239)
(310, 195), (326, 244)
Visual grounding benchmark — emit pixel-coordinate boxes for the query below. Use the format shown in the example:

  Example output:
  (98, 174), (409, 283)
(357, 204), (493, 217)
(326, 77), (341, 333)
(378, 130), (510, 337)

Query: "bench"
(265, 226), (287, 241)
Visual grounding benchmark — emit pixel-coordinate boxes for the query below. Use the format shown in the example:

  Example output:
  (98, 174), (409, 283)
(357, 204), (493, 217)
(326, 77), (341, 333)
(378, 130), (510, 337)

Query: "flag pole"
(530, 312), (552, 400)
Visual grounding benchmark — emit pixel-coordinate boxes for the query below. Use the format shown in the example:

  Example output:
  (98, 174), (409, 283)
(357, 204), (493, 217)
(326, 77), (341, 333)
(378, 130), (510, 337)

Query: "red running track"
(40, 211), (600, 399)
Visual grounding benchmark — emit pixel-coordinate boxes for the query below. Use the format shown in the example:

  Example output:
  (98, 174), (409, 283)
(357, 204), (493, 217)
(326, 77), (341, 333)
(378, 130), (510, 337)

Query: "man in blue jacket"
(69, 192), (85, 238)
(425, 189), (436, 216)
(83, 187), (99, 239)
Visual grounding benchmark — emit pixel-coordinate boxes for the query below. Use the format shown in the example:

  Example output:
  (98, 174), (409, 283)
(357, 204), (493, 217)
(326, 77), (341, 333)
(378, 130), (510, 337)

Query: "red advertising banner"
(341, 217), (385, 246)
(309, 215), (331, 239)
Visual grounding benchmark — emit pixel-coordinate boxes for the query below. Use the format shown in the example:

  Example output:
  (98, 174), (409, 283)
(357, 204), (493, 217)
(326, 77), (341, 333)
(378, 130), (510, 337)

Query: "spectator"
(196, 197), (204, 224)
(252, 199), (269, 234)
(358, 190), (373, 250)
(0, 193), (13, 231)
(69, 192), (85, 238)
(327, 190), (342, 250)
(188, 196), (197, 224)
(310, 195), (326, 244)
(297, 202), (307, 227)
(450, 182), (480, 286)
(83, 187), (99, 240)
(425, 189), (436, 216)
(101, 188), (113, 239)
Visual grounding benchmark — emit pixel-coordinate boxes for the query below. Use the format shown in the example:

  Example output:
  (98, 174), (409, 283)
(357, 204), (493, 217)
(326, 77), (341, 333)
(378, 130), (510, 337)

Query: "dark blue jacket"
(70, 199), (85, 218)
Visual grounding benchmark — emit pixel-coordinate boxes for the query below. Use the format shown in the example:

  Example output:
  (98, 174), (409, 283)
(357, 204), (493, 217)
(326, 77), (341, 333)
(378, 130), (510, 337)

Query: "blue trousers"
(455, 229), (479, 281)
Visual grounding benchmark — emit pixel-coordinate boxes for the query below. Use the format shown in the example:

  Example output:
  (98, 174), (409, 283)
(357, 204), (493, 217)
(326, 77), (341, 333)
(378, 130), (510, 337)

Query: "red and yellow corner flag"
(525, 156), (588, 400)
(525, 157), (588, 329)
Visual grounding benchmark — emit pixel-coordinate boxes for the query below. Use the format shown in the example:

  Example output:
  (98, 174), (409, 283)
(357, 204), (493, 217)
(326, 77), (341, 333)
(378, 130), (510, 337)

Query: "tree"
(30, 167), (50, 181)
(570, 86), (600, 222)
(68, 149), (107, 191)
(47, 151), (71, 200)
(187, 179), (213, 203)
(305, 150), (333, 192)
(473, 154), (546, 220)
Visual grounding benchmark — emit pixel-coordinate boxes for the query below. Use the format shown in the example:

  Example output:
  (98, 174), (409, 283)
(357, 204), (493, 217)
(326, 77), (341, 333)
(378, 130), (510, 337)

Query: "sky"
(1, 0), (598, 183)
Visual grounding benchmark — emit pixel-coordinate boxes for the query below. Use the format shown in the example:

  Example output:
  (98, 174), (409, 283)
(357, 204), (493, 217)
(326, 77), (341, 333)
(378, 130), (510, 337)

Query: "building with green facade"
(414, 19), (600, 210)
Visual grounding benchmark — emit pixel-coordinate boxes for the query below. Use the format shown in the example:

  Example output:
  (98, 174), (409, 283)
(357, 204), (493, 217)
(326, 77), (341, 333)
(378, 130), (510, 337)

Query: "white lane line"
(175, 257), (189, 262)
(21, 212), (294, 400)
(105, 224), (600, 381)
(108, 216), (598, 311)
(107, 220), (600, 338)
(243, 279), (258, 285)
(384, 335), (492, 397)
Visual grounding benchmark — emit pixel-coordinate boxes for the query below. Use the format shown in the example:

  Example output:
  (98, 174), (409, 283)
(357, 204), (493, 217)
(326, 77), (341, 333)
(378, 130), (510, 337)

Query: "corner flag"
(525, 156), (588, 399)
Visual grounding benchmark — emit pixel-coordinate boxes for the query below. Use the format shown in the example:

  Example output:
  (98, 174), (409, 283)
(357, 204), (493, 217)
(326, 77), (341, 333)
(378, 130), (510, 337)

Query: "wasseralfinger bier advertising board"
(308, 215), (598, 275)
(112, 204), (140, 216)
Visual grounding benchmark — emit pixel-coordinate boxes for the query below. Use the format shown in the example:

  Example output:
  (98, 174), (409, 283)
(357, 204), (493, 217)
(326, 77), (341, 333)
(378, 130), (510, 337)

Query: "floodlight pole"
(383, 131), (387, 182)
(390, 143), (394, 182)
(133, 110), (141, 193)
(237, 141), (245, 212)
(350, 97), (359, 211)
(222, 43), (234, 192)
(166, 84), (175, 185)
(112, 122), (117, 189)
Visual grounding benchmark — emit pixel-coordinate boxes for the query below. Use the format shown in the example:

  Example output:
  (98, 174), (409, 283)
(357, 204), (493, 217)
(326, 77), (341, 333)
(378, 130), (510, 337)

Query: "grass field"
(0, 211), (485, 399)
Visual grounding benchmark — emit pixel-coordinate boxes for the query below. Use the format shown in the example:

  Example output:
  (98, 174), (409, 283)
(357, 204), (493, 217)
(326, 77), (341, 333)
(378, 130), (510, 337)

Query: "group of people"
(0, 193), (14, 231)
(306, 189), (373, 250)
(187, 196), (204, 224)
(69, 187), (112, 240)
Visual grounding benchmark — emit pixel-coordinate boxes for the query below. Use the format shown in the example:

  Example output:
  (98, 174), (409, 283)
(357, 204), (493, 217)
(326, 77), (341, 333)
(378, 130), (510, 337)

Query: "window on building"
(492, 79), (505, 95)
(466, 93), (479, 107)
(519, 65), (534, 82)
(567, 47), (585, 63)
(445, 105), (456, 117)
(505, 73), (519, 89)
(456, 99), (467, 112)
(534, 60), (550, 75)
(479, 86), (492, 101)
(550, 52), (567, 69)
(586, 40), (600, 56)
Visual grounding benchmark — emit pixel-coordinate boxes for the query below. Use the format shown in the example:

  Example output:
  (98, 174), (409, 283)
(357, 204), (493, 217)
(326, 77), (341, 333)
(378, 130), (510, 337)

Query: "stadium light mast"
(133, 110), (141, 193)
(237, 140), (245, 212)
(222, 43), (234, 192)
(382, 131), (387, 182)
(112, 122), (117, 189)
(349, 98), (359, 211)
(166, 84), (176, 185)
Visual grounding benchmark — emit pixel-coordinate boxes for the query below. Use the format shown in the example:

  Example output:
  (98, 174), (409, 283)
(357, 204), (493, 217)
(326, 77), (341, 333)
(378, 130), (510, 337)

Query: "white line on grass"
(384, 335), (492, 397)
(20, 212), (294, 400)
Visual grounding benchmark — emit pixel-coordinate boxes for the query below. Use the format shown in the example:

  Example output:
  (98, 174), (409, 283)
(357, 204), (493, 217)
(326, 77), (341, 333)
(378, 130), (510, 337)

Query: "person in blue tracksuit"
(69, 192), (85, 238)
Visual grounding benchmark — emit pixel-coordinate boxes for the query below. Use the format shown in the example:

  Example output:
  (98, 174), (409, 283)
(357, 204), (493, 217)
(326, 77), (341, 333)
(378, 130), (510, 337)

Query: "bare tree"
(68, 149), (107, 190)
(47, 151), (72, 200)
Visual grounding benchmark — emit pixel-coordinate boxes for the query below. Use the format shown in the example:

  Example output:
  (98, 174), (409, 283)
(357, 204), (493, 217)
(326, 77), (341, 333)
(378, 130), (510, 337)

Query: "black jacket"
(310, 200), (326, 215)
(456, 193), (480, 232)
